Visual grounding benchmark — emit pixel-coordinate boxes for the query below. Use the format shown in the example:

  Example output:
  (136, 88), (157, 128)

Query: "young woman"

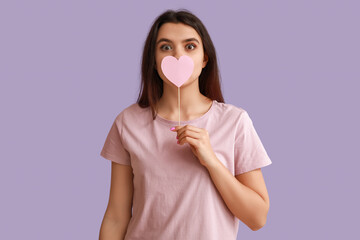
(99, 9), (272, 240)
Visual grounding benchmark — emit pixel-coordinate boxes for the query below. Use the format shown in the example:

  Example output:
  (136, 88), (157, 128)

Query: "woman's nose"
(173, 47), (185, 59)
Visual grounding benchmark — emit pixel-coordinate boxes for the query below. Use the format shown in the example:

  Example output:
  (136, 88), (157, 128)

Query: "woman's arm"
(205, 158), (270, 231)
(99, 162), (134, 240)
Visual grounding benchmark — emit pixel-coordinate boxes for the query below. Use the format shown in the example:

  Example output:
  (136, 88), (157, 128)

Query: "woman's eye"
(160, 44), (171, 51)
(186, 43), (196, 50)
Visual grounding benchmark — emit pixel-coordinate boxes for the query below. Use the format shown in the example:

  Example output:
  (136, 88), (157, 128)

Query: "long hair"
(136, 9), (225, 120)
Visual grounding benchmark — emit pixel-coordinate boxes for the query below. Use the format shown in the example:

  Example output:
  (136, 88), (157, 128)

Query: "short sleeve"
(100, 114), (131, 166)
(234, 111), (272, 175)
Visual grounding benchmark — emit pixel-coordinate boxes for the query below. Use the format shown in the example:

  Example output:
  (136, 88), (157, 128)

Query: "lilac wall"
(1, 0), (359, 239)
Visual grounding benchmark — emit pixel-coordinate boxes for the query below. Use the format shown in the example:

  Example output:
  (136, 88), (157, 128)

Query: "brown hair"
(136, 9), (225, 120)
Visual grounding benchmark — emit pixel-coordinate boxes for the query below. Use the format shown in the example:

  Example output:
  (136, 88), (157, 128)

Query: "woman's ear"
(202, 54), (209, 68)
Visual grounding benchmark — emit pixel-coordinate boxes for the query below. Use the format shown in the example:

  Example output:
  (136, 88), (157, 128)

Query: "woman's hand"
(171, 125), (217, 167)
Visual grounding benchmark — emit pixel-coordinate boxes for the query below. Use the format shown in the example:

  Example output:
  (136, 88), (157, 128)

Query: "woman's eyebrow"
(156, 38), (200, 45)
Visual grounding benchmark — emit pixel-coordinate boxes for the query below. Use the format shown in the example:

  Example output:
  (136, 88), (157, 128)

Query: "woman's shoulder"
(213, 100), (248, 118)
(114, 102), (149, 122)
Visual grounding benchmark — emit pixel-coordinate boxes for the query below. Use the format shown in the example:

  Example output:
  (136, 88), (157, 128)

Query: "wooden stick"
(178, 87), (180, 126)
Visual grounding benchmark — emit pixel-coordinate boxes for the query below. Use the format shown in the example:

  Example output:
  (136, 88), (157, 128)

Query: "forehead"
(157, 23), (202, 43)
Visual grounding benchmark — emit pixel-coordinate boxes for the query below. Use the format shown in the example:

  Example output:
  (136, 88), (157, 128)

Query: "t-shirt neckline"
(155, 99), (217, 126)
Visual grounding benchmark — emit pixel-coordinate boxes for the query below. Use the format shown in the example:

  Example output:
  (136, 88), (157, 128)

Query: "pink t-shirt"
(100, 99), (272, 240)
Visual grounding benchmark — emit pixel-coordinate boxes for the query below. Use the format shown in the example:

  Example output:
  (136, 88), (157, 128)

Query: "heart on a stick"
(161, 55), (194, 87)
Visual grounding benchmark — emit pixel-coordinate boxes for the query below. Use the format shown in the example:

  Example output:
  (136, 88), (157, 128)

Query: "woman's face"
(155, 23), (208, 87)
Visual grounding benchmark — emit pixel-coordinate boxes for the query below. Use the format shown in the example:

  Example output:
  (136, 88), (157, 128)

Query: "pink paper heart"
(161, 55), (194, 87)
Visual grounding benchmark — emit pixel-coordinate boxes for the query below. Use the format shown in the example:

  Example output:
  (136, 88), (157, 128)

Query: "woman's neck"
(156, 81), (212, 121)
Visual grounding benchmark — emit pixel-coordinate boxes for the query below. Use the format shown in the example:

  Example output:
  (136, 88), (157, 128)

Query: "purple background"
(1, 0), (359, 239)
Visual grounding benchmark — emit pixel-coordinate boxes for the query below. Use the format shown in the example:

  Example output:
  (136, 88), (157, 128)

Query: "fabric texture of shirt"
(100, 99), (272, 240)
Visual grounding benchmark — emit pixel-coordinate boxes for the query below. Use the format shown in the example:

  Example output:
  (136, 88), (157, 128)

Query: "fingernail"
(176, 136), (178, 139)
(170, 127), (175, 131)
(177, 140), (180, 144)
